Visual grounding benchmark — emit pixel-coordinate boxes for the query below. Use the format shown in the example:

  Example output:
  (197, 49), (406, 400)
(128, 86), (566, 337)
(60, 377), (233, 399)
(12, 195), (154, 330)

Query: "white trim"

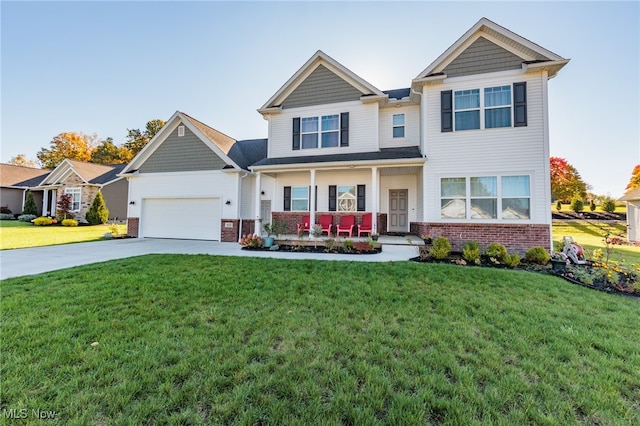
(252, 157), (426, 173)
(64, 187), (82, 212)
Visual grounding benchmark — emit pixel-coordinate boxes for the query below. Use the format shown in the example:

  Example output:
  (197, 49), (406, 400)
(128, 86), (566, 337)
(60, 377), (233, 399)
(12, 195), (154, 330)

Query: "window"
(337, 185), (356, 211)
(454, 89), (480, 130)
(64, 187), (81, 212)
(440, 175), (530, 220)
(392, 114), (405, 138)
(293, 113), (349, 150)
(291, 186), (309, 211)
(484, 86), (511, 128)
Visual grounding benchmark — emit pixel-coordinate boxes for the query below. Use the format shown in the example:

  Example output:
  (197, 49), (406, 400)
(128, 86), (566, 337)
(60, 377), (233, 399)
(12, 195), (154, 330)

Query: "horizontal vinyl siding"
(379, 105), (420, 149)
(269, 101), (378, 159)
(423, 73), (548, 223)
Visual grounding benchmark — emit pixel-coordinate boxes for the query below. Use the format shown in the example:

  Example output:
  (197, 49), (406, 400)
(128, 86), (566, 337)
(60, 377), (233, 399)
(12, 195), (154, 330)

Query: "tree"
(86, 192), (109, 224)
(550, 157), (588, 202)
(124, 119), (165, 157)
(625, 164), (640, 191)
(37, 132), (99, 168)
(90, 137), (132, 165)
(570, 192), (584, 213)
(23, 192), (38, 215)
(56, 194), (73, 220)
(8, 154), (37, 168)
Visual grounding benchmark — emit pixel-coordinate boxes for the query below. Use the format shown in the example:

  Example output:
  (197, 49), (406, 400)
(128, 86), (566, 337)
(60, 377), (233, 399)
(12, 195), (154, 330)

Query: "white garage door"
(142, 198), (221, 240)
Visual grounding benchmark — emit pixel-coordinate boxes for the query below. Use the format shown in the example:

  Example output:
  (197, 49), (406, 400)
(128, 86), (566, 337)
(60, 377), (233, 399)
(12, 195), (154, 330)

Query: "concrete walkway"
(0, 238), (418, 280)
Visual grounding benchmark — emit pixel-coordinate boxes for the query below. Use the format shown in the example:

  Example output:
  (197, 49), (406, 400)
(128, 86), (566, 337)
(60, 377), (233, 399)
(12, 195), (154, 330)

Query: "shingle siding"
(443, 37), (524, 78)
(281, 65), (363, 109)
(139, 125), (228, 173)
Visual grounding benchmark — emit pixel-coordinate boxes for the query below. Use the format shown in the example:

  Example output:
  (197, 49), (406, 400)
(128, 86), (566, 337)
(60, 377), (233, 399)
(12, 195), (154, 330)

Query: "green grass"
(0, 220), (126, 250)
(552, 203), (627, 214)
(2, 256), (638, 424)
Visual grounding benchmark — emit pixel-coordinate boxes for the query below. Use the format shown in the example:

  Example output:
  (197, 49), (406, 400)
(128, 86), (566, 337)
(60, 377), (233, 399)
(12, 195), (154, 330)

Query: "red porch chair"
(336, 215), (355, 237)
(358, 213), (373, 237)
(297, 215), (311, 235)
(318, 214), (333, 236)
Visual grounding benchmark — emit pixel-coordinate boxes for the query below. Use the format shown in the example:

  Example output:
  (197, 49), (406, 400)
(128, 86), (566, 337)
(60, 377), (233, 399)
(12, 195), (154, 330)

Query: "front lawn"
(2, 256), (638, 424)
(0, 221), (126, 250)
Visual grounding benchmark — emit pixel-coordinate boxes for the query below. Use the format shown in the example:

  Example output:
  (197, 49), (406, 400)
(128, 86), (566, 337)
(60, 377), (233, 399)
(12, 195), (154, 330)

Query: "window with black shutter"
(357, 185), (366, 211)
(283, 186), (291, 211)
(292, 117), (301, 150)
(441, 90), (453, 132)
(513, 82), (527, 127)
(340, 112), (349, 147)
(328, 185), (337, 212)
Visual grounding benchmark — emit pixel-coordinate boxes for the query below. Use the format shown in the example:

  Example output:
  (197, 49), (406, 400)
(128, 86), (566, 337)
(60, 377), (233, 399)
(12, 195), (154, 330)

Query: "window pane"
(470, 177), (497, 196)
(471, 198), (497, 218)
(454, 89), (480, 110)
(292, 187), (308, 198)
(441, 198), (466, 218)
(441, 178), (466, 197)
(485, 107), (511, 128)
(301, 133), (318, 149)
(292, 200), (308, 211)
(337, 185), (356, 212)
(321, 115), (339, 131)
(393, 127), (405, 138)
(502, 198), (530, 219)
(301, 117), (318, 132)
(393, 114), (405, 126)
(484, 86), (511, 107)
(321, 131), (339, 147)
(502, 176), (530, 196)
(455, 110), (480, 130)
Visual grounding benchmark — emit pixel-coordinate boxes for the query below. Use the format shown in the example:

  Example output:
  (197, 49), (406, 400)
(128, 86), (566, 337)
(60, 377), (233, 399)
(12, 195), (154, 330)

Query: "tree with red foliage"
(550, 157), (588, 202)
(625, 164), (640, 191)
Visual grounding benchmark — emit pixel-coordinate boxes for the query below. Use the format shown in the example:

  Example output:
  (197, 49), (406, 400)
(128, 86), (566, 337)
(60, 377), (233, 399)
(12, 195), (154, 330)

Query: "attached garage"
(141, 198), (221, 240)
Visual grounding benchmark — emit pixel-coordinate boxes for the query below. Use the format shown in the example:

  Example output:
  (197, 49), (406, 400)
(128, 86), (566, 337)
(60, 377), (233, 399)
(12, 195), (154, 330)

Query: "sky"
(1, 1), (638, 198)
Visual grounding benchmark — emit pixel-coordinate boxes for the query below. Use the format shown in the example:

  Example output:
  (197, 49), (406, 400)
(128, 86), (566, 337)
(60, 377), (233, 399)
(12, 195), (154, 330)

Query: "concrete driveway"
(0, 238), (415, 280)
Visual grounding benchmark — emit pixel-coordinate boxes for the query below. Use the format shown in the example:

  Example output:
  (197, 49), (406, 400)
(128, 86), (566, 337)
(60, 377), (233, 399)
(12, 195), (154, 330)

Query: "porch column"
(309, 169), (316, 226)
(371, 166), (378, 233)
(254, 172), (262, 234)
(42, 189), (49, 216)
(52, 190), (57, 216)
(422, 162), (428, 222)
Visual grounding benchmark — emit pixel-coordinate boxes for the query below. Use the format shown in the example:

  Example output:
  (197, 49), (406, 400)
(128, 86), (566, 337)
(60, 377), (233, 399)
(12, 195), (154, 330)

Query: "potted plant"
(371, 233), (379, 241)
(550, 252), (569, 273)
(263, 220), (287, 248)
(420, 234), (432, 245)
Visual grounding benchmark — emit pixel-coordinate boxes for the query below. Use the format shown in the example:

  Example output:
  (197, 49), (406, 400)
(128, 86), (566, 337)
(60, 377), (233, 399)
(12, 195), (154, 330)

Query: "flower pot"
(550, 259), (566, 273)
(423, 238), (432, 245)
(372, 235), (379, 241)
(263, 237), (275, 248)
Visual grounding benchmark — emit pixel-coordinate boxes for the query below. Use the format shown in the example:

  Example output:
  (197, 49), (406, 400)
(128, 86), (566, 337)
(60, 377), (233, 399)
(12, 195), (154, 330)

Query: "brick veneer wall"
(241, 220), (256, 237)
(221, 219), (239, 242)
(127, 217), (139, 237)
(272, 212), (378, 236)
(410, 222), (551, 254)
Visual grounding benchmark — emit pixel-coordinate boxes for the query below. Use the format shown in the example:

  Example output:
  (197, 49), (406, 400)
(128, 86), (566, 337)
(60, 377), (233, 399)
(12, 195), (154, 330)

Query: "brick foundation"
(127, 217), (139, 237)
(410, 222), (551, 254)
(221, 219), (240, 242)
(241, 219), (256, 237)
(272, 212), (380, 236)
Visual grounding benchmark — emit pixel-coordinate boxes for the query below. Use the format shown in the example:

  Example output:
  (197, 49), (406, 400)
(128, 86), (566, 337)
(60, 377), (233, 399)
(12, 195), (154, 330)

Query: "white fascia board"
(523, 59), (570, 79)
(251, 157), (426, 173)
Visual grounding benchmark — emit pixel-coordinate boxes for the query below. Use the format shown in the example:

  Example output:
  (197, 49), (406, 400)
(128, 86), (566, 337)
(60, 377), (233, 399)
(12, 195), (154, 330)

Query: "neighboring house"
(33, 159), (128, 222)
(620, 188), (640, 242)
(0, 164), (50, 215)
(120, 111), (267, 240)
(123, 18), (568, 252)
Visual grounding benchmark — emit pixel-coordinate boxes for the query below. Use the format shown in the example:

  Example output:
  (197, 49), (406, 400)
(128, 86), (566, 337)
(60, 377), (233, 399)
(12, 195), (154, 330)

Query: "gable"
(443, 36), (525, 78)
(139, 124), (229, 173)
(281, 65), (365, 109)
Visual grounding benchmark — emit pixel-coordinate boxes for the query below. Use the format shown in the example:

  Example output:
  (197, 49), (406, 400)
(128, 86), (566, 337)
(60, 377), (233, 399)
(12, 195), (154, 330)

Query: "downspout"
(238, 172), (249, 241)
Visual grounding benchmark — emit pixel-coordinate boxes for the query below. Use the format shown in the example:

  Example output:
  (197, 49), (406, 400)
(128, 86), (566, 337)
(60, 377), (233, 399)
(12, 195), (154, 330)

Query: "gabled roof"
(414, 17), (568, 81)
(259, 50), (386, 113)
(0, 163), (50, 188)
(39, 159), (125, 186)
(620, 187), (640, 201)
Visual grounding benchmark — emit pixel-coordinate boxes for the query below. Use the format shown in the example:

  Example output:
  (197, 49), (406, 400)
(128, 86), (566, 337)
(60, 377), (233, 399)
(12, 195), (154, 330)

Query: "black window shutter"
(357, 185), (366, 211)
(340, 112), (349, 147)
(328, 185), (337, 211)
(513, 82), (527, 127)
(292, 117), (301, 150)
(441, 91), (453, 132)
(284, 186), (291, 211)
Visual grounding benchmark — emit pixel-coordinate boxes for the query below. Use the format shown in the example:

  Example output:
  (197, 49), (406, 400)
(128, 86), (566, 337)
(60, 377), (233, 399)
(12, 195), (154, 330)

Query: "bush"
(343, 240), (354, 252)
(485, 242), (508, 263)
(23, 191), (38, 216)
(570, 194), (584, 213)
(601, 197), (616, 213)
(1, 206), (11, 214)
(0, 213), (15, 220)
(62, 219), (79, 227)
(462, 240), (481, 265)
(429, 237), (451, 260)
(18, 214), (36, 222)
(525, 246), (551, 265)
(504, 253), (521, 268)
(33, 216), (53, 226)
(239, 234), (263, 248)
(556, 200), (562, 211)
(86, 192), (109, 225)
(589, 200), (596, 212)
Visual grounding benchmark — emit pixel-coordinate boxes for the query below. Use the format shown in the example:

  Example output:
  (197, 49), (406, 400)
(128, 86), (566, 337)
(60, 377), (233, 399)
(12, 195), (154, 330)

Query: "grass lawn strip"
(2, 256), (638, 424)
(0, 221), (126, 250)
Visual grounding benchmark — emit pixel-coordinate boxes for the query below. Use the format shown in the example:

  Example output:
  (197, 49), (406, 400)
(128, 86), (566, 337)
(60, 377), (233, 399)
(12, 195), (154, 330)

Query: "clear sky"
(2, 1), (638, 198)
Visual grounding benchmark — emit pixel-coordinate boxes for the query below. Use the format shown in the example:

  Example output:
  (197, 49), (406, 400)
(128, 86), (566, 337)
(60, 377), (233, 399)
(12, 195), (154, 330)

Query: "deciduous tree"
(550, 157), (588, 202)
(124, 119), (165, 156)
(90, 138), (132, 165)
(8, 154), (37, 168)
(37, 132), (99, 168)
(625, 164), (640, 191)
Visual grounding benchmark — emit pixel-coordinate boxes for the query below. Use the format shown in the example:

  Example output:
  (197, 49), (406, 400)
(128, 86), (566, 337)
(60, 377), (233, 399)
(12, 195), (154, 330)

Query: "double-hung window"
(293, 113), (349, 150)
(301, 117), (319, 149)
(484, 86), (512, 128)
(337, 185), (356, 211)
(440, 175), (530, 220)
(454, 89), (480, 130)
(321, 115), (339, 147)
(65, 187), (81, 212)
(291, 186), (309, 211)
(392, 114), (405, 138)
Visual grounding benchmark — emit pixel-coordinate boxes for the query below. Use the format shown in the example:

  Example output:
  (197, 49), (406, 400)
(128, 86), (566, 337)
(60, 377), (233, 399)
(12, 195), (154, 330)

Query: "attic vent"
(178, 125), (185, 137)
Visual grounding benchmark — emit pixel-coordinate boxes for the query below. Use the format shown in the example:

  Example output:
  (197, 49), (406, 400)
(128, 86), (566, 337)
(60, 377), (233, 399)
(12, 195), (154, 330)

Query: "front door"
(260, 200), (272, 225)
(389, 189), (408, 233)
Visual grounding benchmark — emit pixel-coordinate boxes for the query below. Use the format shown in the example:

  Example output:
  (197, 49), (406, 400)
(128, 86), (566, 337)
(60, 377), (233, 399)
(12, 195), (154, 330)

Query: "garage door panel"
(142, 198), (220, 240)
